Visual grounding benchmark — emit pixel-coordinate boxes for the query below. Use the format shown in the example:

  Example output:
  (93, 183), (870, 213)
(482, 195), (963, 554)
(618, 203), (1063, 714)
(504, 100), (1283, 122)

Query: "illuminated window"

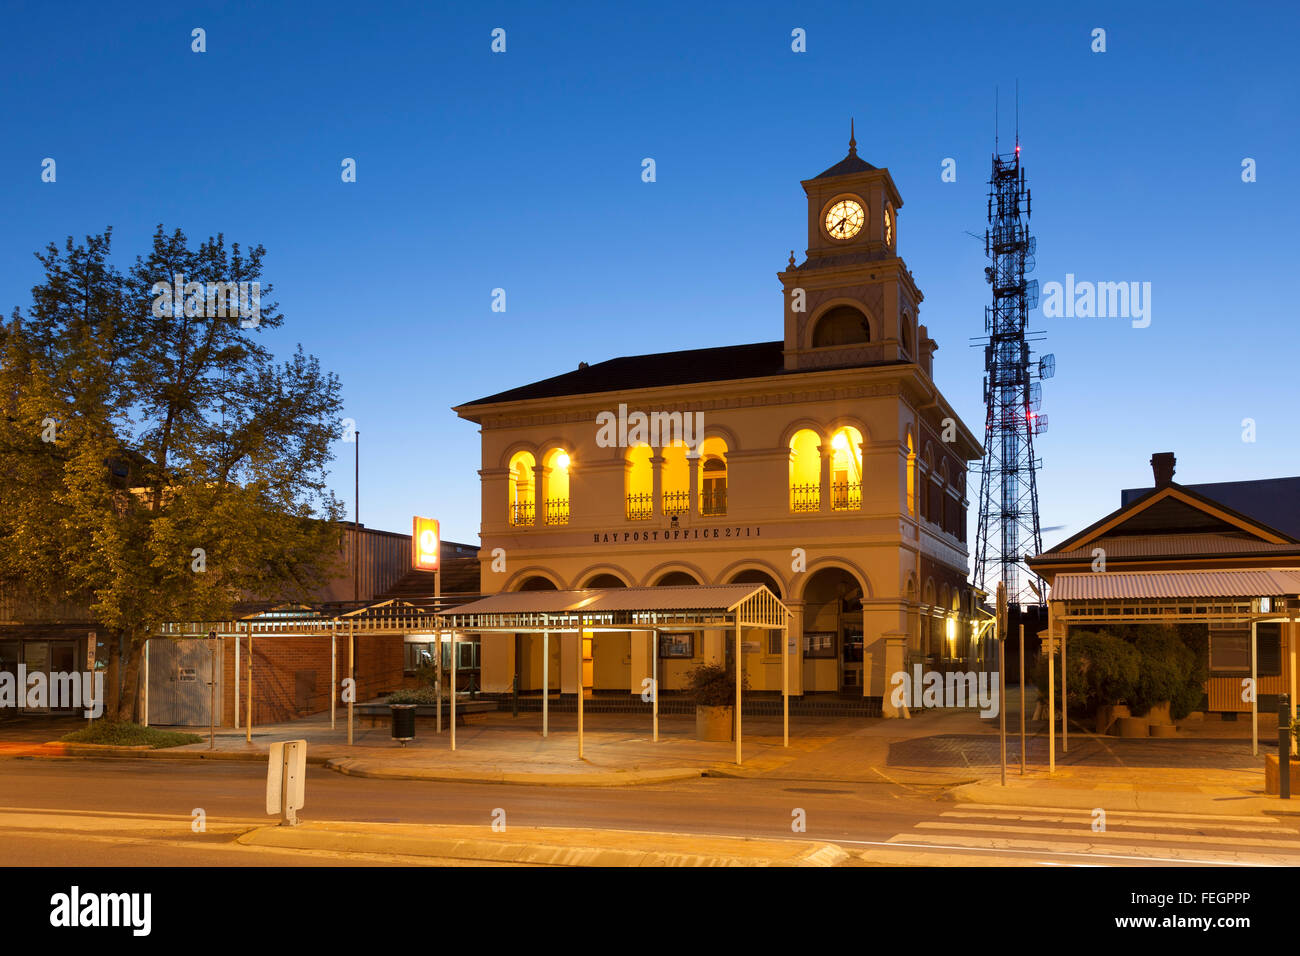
(789, 429), (821, 512)
(697, 435), (728, 516)
(829, 427), (862, 511)
(542, 448), (570, 525)
(508, 451), (536, 526)
(661, 441), (690, 516)
(625, 444), (652, 520)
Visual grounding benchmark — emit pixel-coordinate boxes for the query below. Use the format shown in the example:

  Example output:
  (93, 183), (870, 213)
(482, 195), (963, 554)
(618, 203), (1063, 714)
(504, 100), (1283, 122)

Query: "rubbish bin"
(390, 703), (416, 745)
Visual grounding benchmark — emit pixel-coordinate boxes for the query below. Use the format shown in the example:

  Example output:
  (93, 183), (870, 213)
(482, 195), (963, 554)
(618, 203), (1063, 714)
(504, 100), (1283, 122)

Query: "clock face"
(884, 207), (894, 246)
(825, 199), (865, 240)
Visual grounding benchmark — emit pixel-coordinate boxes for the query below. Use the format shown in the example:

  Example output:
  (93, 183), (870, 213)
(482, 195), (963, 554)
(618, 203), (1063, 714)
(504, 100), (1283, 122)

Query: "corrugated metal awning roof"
(1052, 568), (1300, 601)
(439, 584), (772, 616)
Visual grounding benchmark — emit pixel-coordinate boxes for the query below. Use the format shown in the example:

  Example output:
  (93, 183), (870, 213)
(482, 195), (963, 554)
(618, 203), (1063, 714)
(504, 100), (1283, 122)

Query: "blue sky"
(3, 1), (1297, 554)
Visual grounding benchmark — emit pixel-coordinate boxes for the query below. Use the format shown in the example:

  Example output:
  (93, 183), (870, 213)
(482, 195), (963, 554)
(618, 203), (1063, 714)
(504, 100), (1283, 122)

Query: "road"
(2, 757), (1298, 866)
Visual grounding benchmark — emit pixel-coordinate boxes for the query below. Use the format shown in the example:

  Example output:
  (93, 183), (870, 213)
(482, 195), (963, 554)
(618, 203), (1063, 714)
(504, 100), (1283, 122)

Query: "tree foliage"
(0, 227), (346, 718)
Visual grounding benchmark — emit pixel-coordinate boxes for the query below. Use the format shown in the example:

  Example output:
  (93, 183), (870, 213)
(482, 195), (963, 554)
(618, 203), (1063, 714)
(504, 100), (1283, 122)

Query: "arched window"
(789, 429), (821, 512)
(698, 435), (728, 516)
(829, 426), (863, 511)
(508, 451), (536, 526)
(625, 444), (652, 520)
(660, 441), (690, 516)
(542, 448), (571, 525)
(812, 305), (871, 347)
(901, 313), (912, 356)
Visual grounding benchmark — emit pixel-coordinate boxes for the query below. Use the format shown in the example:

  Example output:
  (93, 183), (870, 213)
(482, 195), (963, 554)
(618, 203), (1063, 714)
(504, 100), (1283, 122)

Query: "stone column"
(650, 454), (664, 517)
(532, 464), (547, 527)
(881, 631), (910, 718)
(818, 441), (831, 514)
(785, 600), (805, 696)
(688, 449), (700, 516)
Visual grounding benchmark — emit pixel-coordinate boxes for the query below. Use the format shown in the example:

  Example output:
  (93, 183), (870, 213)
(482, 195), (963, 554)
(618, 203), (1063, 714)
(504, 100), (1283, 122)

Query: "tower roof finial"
(849, 118), (857, 156)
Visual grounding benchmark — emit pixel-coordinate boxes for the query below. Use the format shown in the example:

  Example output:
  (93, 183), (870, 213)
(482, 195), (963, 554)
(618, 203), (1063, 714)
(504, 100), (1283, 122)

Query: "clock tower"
(779, 123), (933, 376)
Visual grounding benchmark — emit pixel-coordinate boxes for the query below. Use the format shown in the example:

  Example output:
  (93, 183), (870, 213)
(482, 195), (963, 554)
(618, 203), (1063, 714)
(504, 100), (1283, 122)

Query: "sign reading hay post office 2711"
(594, 526), (762, 544)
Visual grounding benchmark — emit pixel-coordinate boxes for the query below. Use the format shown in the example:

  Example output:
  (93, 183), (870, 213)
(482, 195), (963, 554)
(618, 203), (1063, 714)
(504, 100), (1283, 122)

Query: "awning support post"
(652, 628), (659, 743)
(1291, 616), (1297, 757)
(330, 622), (336, 730)
(347, 620), (354, 746)
(782, 623), (789, 748)
(1062, 627), (1068, 753)
(246, 624), (253, 742)
(542, 629), (549, 738)
(1252, 620), (1259, 757)
(577, 617), (585, 760)
(451, 631), (458, 751)
(734, 617), (742, 765)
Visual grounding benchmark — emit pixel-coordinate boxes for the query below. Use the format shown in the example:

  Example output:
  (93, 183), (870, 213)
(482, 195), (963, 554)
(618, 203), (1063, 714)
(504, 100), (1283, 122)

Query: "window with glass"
(658, 633), (695, 658)
(803, 631), (836, 658)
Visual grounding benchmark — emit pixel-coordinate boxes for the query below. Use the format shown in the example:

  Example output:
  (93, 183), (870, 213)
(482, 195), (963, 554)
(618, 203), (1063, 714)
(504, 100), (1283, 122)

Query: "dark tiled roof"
(812, 153), (877, 179)
(462, 341), (787, 407)
(1121, 477), (1300, 541)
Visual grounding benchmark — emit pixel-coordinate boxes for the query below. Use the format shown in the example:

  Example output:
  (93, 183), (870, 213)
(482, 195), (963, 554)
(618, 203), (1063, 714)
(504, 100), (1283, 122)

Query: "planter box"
(1096, 704), (1130, 735)
(1117, 716), (1149, 738)
(1148, 723), (1177, 738)
(696, 705), (734, 742)
(1146, 701), (1173, 726)
(1266, 753), (1300, 796)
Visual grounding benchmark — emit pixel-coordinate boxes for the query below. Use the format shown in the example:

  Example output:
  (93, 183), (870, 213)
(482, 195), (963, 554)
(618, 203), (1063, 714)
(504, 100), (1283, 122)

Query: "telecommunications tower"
(973, 131), (1054, 608)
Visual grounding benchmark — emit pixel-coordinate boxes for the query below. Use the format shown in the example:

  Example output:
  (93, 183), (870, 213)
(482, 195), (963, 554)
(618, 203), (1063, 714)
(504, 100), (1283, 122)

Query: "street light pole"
(353, 430), (360, 606)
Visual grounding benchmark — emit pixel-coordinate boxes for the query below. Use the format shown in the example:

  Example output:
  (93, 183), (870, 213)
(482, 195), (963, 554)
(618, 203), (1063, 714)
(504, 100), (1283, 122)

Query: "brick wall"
(219, 633), (417, 726)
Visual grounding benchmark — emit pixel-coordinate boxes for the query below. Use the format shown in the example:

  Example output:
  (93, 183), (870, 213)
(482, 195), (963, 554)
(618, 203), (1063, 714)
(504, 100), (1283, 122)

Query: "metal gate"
(146, 638), (222, 726)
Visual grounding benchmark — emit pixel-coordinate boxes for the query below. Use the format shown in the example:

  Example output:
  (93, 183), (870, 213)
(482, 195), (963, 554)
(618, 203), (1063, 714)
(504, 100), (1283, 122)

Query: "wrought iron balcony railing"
(790, 482), (820, 513)
(830, 481), (862, 511)
(543, 497), (569, 525)
(626, 492), (653, 521)
(661, 490), (690, 516)
(510, 501), (535, 526)
(700, 487), (727, 516)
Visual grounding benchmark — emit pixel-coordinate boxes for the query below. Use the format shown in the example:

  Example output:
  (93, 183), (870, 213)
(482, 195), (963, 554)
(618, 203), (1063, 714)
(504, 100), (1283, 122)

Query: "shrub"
(685, 661), (749, 708)
(387, 687), (440, 705)
(1131, 624), (1203, 719)
(1034, 630), (1139, 716)
(61, 721), (203, 749)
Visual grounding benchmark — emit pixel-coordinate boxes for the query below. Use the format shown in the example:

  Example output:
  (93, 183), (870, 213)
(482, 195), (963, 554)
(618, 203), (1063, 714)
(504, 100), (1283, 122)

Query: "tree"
(0, 227), (346, 719)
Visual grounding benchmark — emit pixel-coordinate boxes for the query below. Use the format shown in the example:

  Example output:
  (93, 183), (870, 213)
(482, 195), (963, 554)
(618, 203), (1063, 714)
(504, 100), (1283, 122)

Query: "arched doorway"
(579, 573), (628, 693)
(801, 567), (865, 693)
(513, 575), (558, 694)
(652, 570), (704, 685)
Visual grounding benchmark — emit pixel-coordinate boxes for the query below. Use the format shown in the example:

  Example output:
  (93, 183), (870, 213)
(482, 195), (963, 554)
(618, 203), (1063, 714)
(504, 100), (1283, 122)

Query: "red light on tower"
(412, 516), (439, 570)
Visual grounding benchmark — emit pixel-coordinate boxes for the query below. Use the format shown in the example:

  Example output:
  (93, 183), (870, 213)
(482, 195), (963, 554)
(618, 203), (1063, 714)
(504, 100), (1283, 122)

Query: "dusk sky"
(4, 1), (1297, 552)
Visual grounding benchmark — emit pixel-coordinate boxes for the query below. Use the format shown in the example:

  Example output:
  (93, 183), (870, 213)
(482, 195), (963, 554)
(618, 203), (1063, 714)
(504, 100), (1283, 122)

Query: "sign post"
(996, 583), (1007, 787)
(412, 517), (441, 734)
(208, 630), (217, 750)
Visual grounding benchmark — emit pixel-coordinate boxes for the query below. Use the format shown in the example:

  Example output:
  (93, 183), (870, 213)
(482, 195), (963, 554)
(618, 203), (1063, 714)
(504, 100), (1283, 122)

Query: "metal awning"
(437, 584), (792, 764)
(1043, 567), (1300, 769)
(1051, 568), (1300, 602)
(437, 584), (788, 632)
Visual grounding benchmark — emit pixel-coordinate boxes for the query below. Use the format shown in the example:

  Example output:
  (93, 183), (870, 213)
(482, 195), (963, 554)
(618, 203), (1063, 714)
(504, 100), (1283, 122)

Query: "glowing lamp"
(555, 452), (571, 470)
(412, 516), (439, 570)
(831, 432), (849, 451)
